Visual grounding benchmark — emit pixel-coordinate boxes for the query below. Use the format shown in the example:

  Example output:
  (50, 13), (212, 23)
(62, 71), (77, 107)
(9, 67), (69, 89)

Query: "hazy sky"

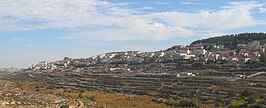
(0, 0), (266, 68)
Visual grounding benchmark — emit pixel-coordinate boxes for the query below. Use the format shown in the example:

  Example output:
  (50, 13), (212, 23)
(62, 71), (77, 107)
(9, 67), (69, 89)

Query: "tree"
(191, 33), (266, 49)
(231, 99), (245, 107)
(15, 81), (22, 87)
(148, 56), (158, 63)
(259, 54), (266, 63)
(178, 98), (199, 107)
(228, 90), (237, 97)
(35, 88), (40, 92)
(165, 99), (179, 107)
(229, 51), (236, 56)
(89, 96), (97, 101)
(60, 104), (69, 108)
(241, 90), (255, 97)
(248, 96), (257, 104)
(78, 93), (84, 99)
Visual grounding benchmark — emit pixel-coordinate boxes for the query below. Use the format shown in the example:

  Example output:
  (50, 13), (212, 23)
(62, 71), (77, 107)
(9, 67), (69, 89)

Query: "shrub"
(89, 96), (97, 101)
(241, 90), (255, 97)
(165, 98), (199, 107)
(231, 99), (245, 107)
(165, 99), (179, 107)
(15, 81), (22, 87)
(247, 96), (256, 104)
(78, 93), (84, 99)
(35, 88), (40, 92)
(178, 98), (199, 107)
(79, 90), (85, 93)
(228, 90), (237, 97)
(60, 104), (69, 108)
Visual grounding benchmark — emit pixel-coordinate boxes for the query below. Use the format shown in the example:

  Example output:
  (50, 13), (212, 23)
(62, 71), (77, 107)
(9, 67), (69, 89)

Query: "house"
(54, 59), (70, 68)
(165, 50), (179, 58)
(208, 53), (220, 62)
(238, 49), (249, 57)
(238, 57), (250, 64)
(227, 56), (238, 64)
(38, 61), (48, 68)
(170, 45), (186, 50)
(237, 43), (246, 48)
(177, 72), (195, 77)
(101, 57), (111, 63)
(73, 59), (96, 67)
(181, 54), (196, 60)
(31, 61), (51, 70)
(190, 44), (207, 56)
(154, 51), (166, 57)
(252, 51), (261, 57)
(191, 49), (207, 56)
(110, 68), (130, 71)
(249, 56), (259, 63)
(177, 48), (191, 55)
(128, 57), (144, 63)
(190, 43), (204, 49)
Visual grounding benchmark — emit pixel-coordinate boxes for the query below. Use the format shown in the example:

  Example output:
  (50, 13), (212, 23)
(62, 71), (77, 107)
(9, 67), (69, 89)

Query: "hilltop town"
(30, 40), (266, 72)
(1, 33), (266, 108)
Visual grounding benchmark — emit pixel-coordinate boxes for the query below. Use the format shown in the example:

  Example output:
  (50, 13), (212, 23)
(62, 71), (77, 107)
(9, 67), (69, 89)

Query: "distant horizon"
(1, 0), (266, 68)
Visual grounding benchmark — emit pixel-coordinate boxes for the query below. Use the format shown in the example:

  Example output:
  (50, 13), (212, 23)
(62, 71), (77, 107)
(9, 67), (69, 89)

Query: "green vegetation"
(215, 97), (246, 107)
(17, 82), (169, 108)
(143, 56), (159, 64)
(259, 53), (266, 63)
(241, 89), (255, 97)
(78, 93), (84, 99)
(247, 96), (257, 104)
(60, 104), (69, 108)
(178, 98), (199, 107)
(191, 33), (266, 49)
(165, 99), (179, 106)
(215, 89), (258, 107)
(15, 81), (22, 87)
(89, 96), (97, 101)
(165, 98), (199, 107)
(35, 88), (40, 92)
(228, 90), (237, 97)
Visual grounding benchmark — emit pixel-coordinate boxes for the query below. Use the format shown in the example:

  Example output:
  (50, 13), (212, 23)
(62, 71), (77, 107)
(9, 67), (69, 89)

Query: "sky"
(0, 0), (266, 68)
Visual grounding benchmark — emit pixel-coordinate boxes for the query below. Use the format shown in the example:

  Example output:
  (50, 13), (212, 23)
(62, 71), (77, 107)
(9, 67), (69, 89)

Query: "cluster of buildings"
(30, 41), (266, 70)
(205, 41), (265, 64)
(30, 57), (71, 70)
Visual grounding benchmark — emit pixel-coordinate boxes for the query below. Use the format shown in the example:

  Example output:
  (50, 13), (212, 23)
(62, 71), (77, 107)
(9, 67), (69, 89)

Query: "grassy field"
(17, 81), (219, 108)
(82, 91), (171, 108)
(19, 81), (170, 108)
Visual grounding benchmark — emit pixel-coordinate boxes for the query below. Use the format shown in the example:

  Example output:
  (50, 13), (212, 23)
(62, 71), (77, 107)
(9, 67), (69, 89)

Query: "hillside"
(191, 33), (266, 49)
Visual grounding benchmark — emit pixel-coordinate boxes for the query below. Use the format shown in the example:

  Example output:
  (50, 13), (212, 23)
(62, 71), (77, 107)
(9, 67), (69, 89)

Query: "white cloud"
(145, 9), (256, 31)
(142, 1), (264, 34)
(13, 38), (30, 42)
(222, 1), (263, 9)
(139, 7), (154, 10)
(65, 20), (196, 41)
(155, 1), (169, 5)
(181, 1), (197, 5)
(0, 0), (130, 30)
(260, 7), (266, 12)
(0, 0), (265, 41)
